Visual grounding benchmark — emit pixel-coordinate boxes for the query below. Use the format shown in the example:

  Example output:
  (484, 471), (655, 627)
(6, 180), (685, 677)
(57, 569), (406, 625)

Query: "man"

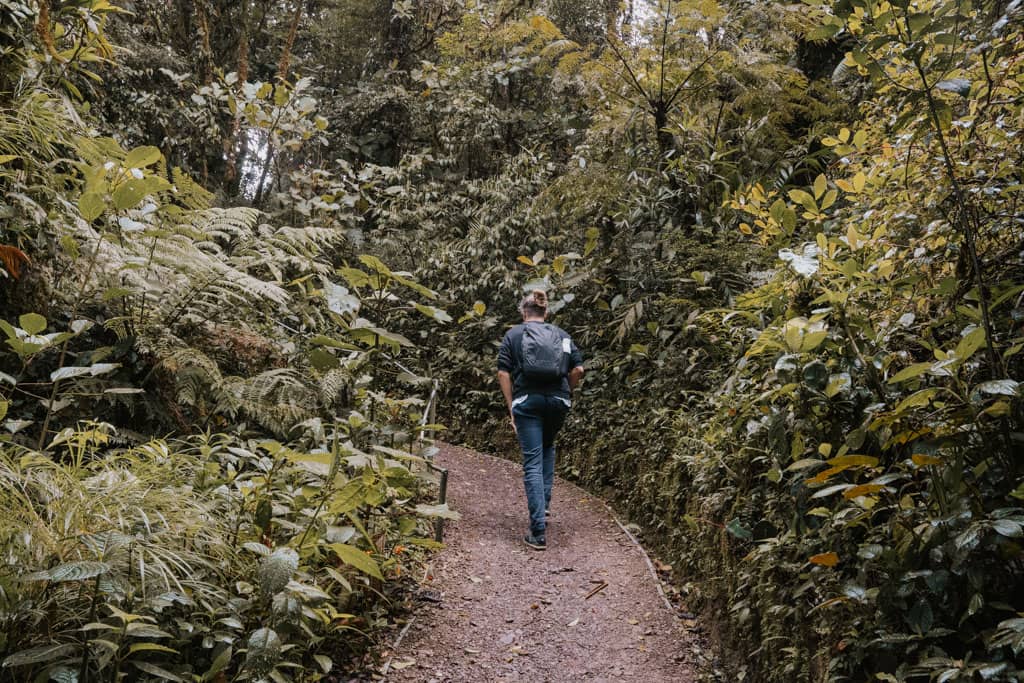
(497, 289), (584, 551)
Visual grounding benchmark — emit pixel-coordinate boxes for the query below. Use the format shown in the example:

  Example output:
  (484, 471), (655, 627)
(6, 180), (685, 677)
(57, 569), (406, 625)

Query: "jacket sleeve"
(569, 338), (583, 369)
(497, 332), (514, 372)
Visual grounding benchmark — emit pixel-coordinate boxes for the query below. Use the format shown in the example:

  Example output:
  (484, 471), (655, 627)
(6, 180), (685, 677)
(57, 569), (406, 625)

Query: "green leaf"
(955, 326), (986, 360)
(18, 313), (46, 335)
(24, 561), (110, 583)
(812, 174), (827, 200)
(906, 599), (934, 635)
(894, 388), (941, 414)
(134, 661), (187, 682)
(112, 180), (148, 211)
(976, 380), (1019, 396)
(414, 503), (462, 520)
(933, 101), (953, 131)
(787, 189), (817, 213)
(128, 643), (179, 655)
(124, 146), (162, 168)
(935, 78), (971, 97)
(327, 543), (384, 580)
(79, 192), (106, 222)
(2, 643), (78, 667)
(413, 303), (453, 324)
(992, 519), (1023, 538)
(259, 547), (298, 597)
(347, 323), (412, 350)
(50, 366), (92, 382)
(309, 348), (340, 371)
(202, 646), (232, 681)
(907, 12), (931, 33)
(125, 622), (172, 638)
(244, 628), (281, 677)
(888, 362), (933, 384)
(802, 361), (829, 391)
(726, 518), (752, 541)
(314, 654), (333, 673)
(787, 458), (826, 471)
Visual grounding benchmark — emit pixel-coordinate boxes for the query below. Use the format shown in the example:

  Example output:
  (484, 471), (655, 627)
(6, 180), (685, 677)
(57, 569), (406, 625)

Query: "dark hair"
(519, 289), (548, 317)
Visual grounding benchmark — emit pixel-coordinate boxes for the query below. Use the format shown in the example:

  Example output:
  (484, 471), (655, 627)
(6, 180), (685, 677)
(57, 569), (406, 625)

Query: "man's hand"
(498, 370), (516, 435)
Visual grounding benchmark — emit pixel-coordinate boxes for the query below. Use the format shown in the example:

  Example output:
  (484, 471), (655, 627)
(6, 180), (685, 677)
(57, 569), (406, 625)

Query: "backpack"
(520, 323), (570, 380)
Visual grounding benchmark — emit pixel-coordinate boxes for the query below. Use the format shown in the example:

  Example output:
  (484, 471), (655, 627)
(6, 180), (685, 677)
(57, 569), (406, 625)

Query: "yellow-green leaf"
(843, 484), (884, 499)
(807, 465), (845, 485)
(327, 543), (383, 580)
(813, 174), (827, 200)
(827, 455), (879, 468)
(894, 388), (941, 414)
(128, 643), (178, 655)
(888, 362), (933, 384)
(19, 313), (46, 335)
(124, 146), (162, 169)
(79, 192), (106, 222)
(552, 255), (566, 275)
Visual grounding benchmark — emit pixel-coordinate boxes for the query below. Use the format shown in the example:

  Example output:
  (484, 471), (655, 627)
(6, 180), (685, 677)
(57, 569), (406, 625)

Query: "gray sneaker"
(523, 534), (546, 551)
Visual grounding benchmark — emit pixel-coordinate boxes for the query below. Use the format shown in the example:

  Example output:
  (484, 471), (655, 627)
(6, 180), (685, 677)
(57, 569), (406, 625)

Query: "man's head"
(519, 289), (548, 320)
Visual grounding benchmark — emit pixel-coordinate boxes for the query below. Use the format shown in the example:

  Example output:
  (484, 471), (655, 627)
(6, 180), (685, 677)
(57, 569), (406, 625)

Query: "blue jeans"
(512, 394), (570, 537)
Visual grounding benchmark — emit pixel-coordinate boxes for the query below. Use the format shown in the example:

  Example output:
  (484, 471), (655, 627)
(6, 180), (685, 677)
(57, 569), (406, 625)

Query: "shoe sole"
(524, 538), (546, 551)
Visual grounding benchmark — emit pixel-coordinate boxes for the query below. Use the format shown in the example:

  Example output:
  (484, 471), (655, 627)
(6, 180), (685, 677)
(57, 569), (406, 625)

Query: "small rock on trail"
(384, 443), (699, 682)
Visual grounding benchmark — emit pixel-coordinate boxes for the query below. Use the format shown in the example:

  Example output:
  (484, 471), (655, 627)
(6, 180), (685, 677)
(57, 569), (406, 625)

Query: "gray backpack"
(521, 323), (569, 380)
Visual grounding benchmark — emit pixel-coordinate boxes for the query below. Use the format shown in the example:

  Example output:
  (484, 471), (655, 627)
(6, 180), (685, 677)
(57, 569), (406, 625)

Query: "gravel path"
(383, 443), (698, 682)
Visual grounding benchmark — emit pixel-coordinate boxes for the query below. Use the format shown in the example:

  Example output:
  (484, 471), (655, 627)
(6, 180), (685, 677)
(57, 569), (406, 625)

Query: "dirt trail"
(383, 444), (699, 682)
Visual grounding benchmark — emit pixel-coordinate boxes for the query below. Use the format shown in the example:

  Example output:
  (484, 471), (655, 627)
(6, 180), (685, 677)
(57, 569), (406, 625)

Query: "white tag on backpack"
(562, 338), (571, 353)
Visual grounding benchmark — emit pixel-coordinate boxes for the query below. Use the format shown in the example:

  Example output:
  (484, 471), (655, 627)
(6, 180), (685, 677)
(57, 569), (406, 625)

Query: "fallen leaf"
(464, 648), (480, 655)
(469, 576), (482, 584)
(628, 618), (639, 625)
(567, 617), (580, 627)
(391, 658), (416, 670)
(809, 552), (839, 567)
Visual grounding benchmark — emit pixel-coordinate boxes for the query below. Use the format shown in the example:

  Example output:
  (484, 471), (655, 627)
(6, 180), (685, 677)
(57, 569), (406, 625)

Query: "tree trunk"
(224, 0), (250, 193)
(193, 0), (214, 84)
(277, 0), (303, 82)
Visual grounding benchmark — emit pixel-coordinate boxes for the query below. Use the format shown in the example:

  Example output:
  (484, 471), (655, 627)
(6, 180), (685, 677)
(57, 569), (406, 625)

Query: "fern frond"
(318, 368), (352, 409)
(171, 167), (215, 210)
(219, 369), (317, 435)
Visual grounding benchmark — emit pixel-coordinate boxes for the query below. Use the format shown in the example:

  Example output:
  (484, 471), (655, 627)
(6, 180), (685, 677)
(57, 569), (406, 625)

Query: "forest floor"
(378, 443), (701, 682)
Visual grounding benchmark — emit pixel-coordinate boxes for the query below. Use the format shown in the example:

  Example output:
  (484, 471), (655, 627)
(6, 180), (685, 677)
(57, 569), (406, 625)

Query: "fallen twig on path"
(379, 616), (417, 679)
(584, 581), (608, 599)
(605, 505), (676, 615)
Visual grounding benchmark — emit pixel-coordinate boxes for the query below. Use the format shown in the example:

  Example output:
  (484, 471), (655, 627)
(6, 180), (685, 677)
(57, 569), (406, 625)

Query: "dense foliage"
(0, 2), (455, 680)
(1, 0), (1022, 681)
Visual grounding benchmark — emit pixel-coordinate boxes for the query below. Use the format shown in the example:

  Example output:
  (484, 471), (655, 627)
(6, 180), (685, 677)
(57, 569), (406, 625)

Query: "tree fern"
(219, 368), (317, 435)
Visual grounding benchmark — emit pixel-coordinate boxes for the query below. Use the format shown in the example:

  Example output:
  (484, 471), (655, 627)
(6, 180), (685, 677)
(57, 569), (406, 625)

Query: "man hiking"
(497, 289), (584, 551)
